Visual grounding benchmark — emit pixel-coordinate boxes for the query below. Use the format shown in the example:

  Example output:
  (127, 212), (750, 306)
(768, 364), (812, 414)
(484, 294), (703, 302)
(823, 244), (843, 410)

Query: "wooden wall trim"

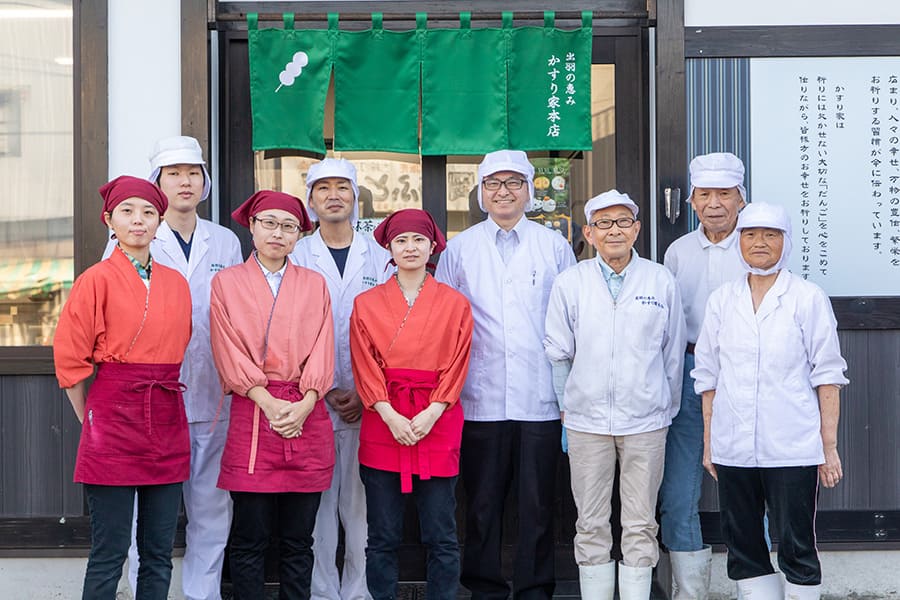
(685, 25), (900, 59)
(833, 298), (900, 330)
(182, 0), (211, 218)
(654, 0), (687, 255)
(73, 0), (109, 278)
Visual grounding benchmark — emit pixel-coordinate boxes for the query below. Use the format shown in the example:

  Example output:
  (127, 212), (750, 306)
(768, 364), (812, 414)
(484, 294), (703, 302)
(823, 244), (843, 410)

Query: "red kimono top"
(350, 275), (473, 492)
(54, 247), (192, 485)
(210, 257), (335, 492)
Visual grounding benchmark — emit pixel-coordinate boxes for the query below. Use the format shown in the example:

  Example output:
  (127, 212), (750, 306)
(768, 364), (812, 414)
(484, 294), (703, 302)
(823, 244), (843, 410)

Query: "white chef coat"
(544, 256), (686, 436)
(290, 230), (392, 430)
(664, 225), (745, 344)
(692, 270), (849, 468)
(104, 219), (243, 422)
(435, 216), (576, 421)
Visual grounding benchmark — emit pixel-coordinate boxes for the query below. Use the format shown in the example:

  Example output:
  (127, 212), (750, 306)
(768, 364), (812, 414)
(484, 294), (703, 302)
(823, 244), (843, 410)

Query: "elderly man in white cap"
(436, 150), (576, 599)
(290, 157), (391, 600)
(692, 202), (847, 600)
(658, 152), (748, 598)
(104, 135), (243, 600)
(544, 190), (685, 600)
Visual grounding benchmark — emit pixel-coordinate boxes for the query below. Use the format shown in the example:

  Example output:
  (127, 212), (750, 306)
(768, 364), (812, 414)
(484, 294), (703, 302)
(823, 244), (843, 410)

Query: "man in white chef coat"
(290, 158), (391, 600)
(544, 190), (685, 600)
(436, 149), (576, 600)
(105, 136), (243, 600)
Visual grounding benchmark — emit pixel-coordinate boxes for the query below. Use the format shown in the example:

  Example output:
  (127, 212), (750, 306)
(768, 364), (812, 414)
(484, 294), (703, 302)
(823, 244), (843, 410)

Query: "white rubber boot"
(618, 562), (653, 600)
(735, 573), (784, 599)
(784, 581), (822, 600)
(670, 547), (712, 599)
(578, 561), (616, 600)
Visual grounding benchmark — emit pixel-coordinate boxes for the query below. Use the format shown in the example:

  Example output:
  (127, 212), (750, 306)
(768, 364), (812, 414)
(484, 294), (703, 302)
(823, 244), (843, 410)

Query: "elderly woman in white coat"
(692, 202), (848, 600)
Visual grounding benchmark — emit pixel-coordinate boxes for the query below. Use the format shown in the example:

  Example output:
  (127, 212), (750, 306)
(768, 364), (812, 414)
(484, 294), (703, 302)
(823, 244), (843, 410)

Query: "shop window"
(0, 3), (74, 347)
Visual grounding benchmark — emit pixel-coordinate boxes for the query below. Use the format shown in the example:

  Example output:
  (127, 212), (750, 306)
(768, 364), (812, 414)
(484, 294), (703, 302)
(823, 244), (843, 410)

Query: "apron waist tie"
(387, 376), (438, 494)
(247, 381), (303, 475)
(131, 379), (186, 437)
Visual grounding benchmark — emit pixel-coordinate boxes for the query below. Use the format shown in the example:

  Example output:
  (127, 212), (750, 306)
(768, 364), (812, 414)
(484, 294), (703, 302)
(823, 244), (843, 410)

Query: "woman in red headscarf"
(54, 176), (192, 599)
(349, 208), (473, 600)
(209, 190), (335, 600)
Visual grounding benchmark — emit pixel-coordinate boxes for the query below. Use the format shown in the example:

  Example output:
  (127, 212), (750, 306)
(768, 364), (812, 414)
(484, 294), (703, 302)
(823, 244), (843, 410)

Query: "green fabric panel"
(507, 25), (592, 151)
(333, 27), (421, 153)
(248, 28), (334, 153)
(421, 27), (508, 155)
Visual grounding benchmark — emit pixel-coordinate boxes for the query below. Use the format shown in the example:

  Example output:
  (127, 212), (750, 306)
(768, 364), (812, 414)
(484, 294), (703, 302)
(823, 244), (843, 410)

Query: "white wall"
(107, 0), (181, 179)
(686, 0), (900, 27)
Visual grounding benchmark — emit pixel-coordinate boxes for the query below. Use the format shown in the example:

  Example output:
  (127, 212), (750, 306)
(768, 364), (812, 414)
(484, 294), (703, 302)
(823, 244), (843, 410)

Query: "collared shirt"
(663, 225), (746, 343)
(489, 219), (522, 265)
(118, 245), (152, 287)
(254, 252), (287, 297)
(436, 215), (577, 421)
(597, 249), (638, 301)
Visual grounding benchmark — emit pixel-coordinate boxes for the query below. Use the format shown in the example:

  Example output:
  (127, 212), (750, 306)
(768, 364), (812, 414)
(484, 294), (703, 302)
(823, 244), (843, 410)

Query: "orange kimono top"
(350, 275), (473, 490)
(54, 247), (192, 485)
(210, 257), (335, 492)
(54, 247), (192, 388)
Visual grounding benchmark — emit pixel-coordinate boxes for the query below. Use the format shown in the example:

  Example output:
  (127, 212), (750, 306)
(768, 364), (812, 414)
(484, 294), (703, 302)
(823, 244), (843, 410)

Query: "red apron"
(218, 379), (335, 493)
(358, 367), (464, 493)
(75, 362), (190, 486)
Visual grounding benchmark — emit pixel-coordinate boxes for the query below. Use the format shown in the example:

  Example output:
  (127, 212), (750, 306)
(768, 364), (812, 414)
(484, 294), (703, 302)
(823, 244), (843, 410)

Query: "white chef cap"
(148, 136), (211, 201)
(305, 158), (360, 225)
(476, 150), (536, 212)
(735, 202), (793, 276)
(583, 189), (639, 222)
(689, 152), (747, 202)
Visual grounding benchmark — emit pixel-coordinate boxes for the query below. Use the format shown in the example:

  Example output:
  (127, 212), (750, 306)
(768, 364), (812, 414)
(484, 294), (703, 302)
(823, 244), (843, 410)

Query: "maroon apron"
(74, 362), (190, 486)
(218, 379), (335, 493)
(358, 367), (463, 493)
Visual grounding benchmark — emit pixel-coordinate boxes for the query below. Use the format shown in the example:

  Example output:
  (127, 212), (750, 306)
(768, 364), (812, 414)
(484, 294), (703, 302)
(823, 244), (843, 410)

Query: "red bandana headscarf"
(99, 175), (168, 223)
(231, 190), (312, 231)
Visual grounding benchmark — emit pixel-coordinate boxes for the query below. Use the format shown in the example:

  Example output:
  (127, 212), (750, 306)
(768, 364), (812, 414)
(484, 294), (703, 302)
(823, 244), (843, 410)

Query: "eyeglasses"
(253, 217), (302, 234)
(482, 177), (527, 192)
(589, 217), (636, 230)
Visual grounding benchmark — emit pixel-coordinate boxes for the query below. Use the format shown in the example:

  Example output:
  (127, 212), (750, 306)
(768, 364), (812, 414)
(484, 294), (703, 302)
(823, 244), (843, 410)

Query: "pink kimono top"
(210, 257), (335, 493)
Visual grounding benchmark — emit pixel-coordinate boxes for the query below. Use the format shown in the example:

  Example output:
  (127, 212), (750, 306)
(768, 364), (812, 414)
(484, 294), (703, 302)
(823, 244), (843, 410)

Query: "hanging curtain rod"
(216, 11), (650, 23)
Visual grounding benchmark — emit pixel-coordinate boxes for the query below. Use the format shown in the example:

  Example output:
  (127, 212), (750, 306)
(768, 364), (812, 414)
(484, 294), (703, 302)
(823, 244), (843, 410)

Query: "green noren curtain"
(333, 14), (421, 153)
(421, 13), (508, 155)
(507, 13), (593, 151)
(248, 15), (334, 154)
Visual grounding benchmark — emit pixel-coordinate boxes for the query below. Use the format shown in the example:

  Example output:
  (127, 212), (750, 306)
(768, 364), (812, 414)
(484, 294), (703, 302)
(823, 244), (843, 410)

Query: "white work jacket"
(544, 256), (686, 436)
(436, 217), (577, 421)
(692, 270), (849, 468)
(104, 219), (243, 422)
(290, 230), (392, 430)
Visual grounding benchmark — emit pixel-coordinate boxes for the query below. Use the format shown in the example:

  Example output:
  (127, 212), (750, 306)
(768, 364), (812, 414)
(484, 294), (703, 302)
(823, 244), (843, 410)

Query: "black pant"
(460, 420), (560, 600)
(83, 483), (182, 600)
(229, 491), (321, 600)
(360, 466), (460, 600)
(716, 465), (821, 585)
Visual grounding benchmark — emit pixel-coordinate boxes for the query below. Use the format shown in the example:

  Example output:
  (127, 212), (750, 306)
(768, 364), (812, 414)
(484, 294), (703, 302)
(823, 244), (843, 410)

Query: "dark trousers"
(83, 483), (182, 600)
(716, 464), (821, 585)
(460, 420), (560, 600)
(229, 491), (321, 600)
(360, 466), (460, 600)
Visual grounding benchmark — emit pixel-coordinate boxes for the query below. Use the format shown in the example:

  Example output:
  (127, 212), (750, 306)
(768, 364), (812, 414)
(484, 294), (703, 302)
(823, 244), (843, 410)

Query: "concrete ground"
(0, 551), (898, 599)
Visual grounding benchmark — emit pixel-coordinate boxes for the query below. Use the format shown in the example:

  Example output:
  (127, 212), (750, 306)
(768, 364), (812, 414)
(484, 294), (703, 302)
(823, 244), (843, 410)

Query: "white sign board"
(750, 57), (900, 296)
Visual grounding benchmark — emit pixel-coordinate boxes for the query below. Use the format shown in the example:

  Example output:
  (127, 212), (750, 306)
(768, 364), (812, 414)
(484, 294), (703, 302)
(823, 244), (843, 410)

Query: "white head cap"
(689, 152), (747, 202)
(148, 136), (211, 201)
(583, 189), (639, 222)
(735, 202), (792, 276)
(305, 158), (360, 225)
(477, 150), (536, 212)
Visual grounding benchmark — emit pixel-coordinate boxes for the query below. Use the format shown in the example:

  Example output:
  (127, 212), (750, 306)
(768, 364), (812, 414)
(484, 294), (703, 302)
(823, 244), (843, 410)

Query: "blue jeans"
(659, 354), (705, 552)
(83, 483), (182, 600)
(360, 465), (459, 600)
